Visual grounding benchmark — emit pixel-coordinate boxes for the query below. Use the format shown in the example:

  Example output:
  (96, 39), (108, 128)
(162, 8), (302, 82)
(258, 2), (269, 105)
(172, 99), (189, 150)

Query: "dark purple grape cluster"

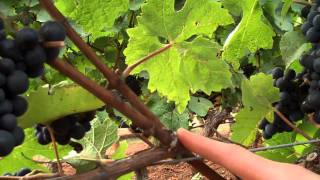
(259, 68), (306, 139)
(301, 1), (320, 43)
(3, 168), (31, 177)
(0, 19), (65, 156)
(35, 111), (95, 146)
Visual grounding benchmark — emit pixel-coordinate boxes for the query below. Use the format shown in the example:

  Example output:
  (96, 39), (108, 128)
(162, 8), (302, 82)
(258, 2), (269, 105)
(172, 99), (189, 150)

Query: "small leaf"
(188, 96), (213, 117)
(67, 112), (118, 173)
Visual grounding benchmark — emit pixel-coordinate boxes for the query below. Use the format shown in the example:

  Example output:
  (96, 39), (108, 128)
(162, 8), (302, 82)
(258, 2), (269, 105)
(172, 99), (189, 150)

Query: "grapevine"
(0, 0), (320, 179)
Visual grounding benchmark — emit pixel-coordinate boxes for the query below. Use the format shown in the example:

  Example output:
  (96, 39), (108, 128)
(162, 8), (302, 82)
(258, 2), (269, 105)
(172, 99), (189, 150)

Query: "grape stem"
(293, 0), (314, 5)
(39, 0), (220, 178)
(273, 108), (312, 140)
(122, 43), (173, 78)
(42, 41), (65, 48)
(47, 126), (63, 175)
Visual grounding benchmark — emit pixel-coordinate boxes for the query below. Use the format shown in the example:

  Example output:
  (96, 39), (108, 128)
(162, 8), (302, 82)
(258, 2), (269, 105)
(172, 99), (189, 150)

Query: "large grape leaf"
(55, 0), (129, 39)
(280, 31), (311, 68)
(67, 111), (118, 173)
(222, 0), (275, 69)
(0, 128), (72, 174)
(125, 0), (234, 112)
(231, 73), (279, 145)
(19, 84), (104, 128)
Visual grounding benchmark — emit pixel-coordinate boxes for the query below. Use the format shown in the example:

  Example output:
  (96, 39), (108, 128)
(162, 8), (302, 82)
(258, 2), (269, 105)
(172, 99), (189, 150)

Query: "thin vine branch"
(47, 126), (63, 175)
(122, 43), (173, 78)
(273, 108), (312, 140)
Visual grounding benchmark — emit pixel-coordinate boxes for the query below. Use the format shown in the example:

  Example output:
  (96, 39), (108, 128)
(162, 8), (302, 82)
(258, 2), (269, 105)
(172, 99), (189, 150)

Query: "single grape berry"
(69, 141), (83, 153)
(284, 69), (296, 80)
(0, 39), (23, 61)
(6, 70), (29, 96)
(36, 132), (50, 145)
(0, 130), (15, 156)
(289, 111), (304, 122)
(276, 78), (289, 91)
(24, 45), (46, 67)
(0, 100), (13, 115)
(39, 21), (66, 41)
(272, 67), (283, 79)
(55, 133), (71, 145)
(301, 22), (312, 35)
(70, 123), (86, 140)
(300, 54), (314, 69)
(26, 63), (45, 78)
(301, 5), (311, 18)
(313, 14), (320, 28)
(44, 48), (60, 62)
(15, 27), (38, 50)
(11, 96), (28, 116)
(16, 168), (31, 176)
(0, 114), (17, 131)
(307, 91), (320, 109)
(258, 118), (269, 130)
(51, 118), (70, 135)
(263, 124), (276, 139)
(306, 27), (320, 43)
(307, 11), (319, 22)
(0, 58), (15, 75)
(11, 126), (25, 146)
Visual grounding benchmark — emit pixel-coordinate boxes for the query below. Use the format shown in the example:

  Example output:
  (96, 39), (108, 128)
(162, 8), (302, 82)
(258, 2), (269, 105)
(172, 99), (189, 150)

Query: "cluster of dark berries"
(259, 68), (306, 139)
(35, 111), (95, 146)
(3, 168), (31, 177)
(0, 18), (65, 156)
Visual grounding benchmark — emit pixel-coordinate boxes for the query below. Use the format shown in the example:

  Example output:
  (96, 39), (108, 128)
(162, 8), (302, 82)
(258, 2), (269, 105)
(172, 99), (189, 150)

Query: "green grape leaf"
(222, 0), (275, 69)
(19, 84), (104, 128)
(280, 31), (312, 68)
(67, 112), (118, 173)
(0, 128), (72, 174)
(125, 0), (234, 112)
(231, 73), (279, 145)
(188, 96), (213, 117)
(55, 0), (129, 39)
(257, 132), (297, 163)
